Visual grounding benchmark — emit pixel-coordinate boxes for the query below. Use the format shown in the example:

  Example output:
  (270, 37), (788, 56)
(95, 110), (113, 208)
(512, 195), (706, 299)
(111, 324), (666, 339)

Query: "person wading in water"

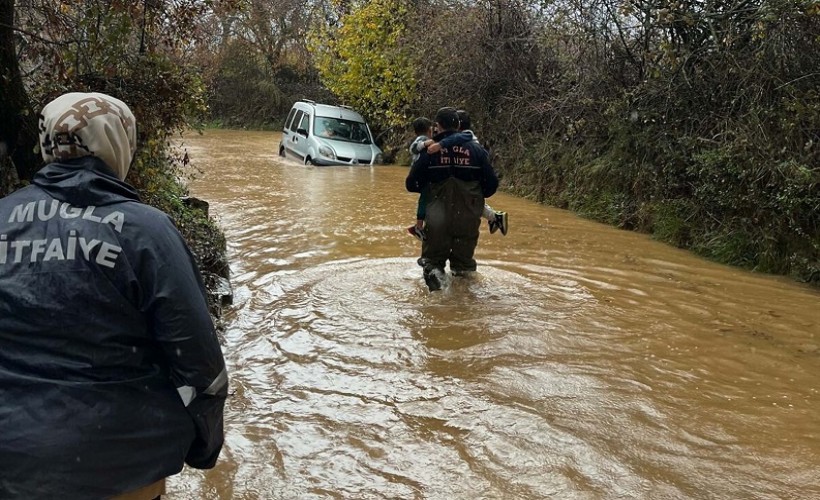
(405, 106), (499, 291)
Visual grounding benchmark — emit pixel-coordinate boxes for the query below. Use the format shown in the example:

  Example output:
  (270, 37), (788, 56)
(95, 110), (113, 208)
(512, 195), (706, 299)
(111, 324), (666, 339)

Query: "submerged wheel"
(305, 157), (314, 165)
(278, 145), (285, 157)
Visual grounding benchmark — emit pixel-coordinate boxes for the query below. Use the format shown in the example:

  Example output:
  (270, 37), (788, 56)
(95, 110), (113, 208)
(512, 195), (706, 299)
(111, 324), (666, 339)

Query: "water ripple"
(171, 130), (820, 499)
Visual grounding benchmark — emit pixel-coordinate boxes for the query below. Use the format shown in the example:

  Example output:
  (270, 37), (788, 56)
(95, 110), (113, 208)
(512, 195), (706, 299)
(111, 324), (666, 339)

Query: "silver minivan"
(279, 100), (384, 166)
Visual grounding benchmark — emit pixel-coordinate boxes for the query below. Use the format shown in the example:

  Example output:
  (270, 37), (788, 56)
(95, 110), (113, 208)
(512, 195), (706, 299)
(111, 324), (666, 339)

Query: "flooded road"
(170, 129), (819, 499)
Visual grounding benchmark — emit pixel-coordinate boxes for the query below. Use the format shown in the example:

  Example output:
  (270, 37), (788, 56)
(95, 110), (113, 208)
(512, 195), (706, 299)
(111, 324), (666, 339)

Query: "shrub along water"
(387, 0), (820, 286)
(2, 1), (234, 313)
(502, 71), (819, 283)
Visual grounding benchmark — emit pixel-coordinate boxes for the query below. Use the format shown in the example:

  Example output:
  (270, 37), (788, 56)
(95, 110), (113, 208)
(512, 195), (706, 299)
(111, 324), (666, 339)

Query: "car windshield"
(314, 117), (373, 144)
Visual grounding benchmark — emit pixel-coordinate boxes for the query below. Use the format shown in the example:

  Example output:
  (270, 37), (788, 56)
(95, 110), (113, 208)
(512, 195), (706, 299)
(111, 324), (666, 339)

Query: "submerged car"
(279, 100), (384, 166)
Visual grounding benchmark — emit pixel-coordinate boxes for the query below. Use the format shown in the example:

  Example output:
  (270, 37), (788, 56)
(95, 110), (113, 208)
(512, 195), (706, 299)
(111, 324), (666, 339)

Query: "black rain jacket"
(405, 129), (498, 198)
(0, 157), (228, 499)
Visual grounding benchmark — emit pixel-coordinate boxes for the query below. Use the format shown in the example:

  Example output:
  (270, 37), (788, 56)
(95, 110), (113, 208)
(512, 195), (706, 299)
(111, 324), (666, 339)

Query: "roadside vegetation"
(2, 0), (817, 285)
(0, 0), (232, 315)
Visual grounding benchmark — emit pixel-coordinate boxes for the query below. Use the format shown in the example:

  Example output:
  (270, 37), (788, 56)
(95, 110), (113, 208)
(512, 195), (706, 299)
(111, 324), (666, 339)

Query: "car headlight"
(318, 145), (335, 159)
(374, 153), (383, 164)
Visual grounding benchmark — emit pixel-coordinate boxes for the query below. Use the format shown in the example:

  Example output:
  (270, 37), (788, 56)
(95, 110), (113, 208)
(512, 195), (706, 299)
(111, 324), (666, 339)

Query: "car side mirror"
(297, 128), (308, 137)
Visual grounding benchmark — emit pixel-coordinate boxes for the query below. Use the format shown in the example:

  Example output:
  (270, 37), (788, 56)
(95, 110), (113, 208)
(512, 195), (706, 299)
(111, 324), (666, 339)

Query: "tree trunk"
(0, 0), (40, 193)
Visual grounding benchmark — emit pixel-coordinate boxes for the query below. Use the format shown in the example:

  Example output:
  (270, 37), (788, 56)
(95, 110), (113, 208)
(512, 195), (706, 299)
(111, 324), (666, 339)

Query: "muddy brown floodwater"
(168, 129), (819, 499)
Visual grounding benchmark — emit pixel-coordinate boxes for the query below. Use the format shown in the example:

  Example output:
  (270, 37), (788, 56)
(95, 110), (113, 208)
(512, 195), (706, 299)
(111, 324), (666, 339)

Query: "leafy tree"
(191, 0), (330, 126)
(205, 39), (285, 127)
(309, 0), (416, 132)
(241, 0), (316, 71)
(4, 0), (235, 301)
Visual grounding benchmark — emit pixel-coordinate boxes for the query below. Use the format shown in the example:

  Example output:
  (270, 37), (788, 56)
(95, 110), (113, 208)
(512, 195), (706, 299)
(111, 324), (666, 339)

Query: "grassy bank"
(497, 123), (820, 285)
(129, 141), (231, 319)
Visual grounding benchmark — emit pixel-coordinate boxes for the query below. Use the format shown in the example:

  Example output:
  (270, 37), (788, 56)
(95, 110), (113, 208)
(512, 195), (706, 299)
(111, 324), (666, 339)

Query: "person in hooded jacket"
(405, 107), (499, 291)
(0, 92), (228, 499)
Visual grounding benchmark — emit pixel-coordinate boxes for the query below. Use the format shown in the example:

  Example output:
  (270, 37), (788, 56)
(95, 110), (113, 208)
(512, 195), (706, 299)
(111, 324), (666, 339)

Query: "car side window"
(284, 108), (296, 131)
(351, 123), (367, 142)
(298, 113), (310, 135)
(290, 110), (304, 133)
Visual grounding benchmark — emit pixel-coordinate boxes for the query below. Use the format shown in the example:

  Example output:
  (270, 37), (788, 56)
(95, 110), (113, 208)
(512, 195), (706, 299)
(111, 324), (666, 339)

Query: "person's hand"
(427, 142), (441, 154)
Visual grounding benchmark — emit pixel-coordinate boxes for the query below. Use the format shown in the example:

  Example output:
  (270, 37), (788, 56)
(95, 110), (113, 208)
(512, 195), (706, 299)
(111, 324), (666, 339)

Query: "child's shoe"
(488, 212), (508, 235)
(494, 211), (508, 235)
(488, 218), (499, 234)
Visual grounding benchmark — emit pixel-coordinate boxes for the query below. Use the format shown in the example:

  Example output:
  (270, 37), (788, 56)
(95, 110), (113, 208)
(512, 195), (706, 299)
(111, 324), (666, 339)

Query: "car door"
(280, 107), (296, 156)
(279, 107), (296, 149)
(290, 110), (312, 161)
(283, 109), (302, 159)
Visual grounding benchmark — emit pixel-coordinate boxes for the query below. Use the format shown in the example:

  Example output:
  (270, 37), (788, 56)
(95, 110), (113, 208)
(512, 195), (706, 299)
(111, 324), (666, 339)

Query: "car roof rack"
(338, 104), (354, 110)
(300, 99), (317, 105)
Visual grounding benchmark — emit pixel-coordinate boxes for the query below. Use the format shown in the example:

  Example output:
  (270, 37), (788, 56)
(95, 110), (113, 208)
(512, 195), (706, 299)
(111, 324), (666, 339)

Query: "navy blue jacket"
(405, 130), (498, 198)
(0, 157), (228, 498)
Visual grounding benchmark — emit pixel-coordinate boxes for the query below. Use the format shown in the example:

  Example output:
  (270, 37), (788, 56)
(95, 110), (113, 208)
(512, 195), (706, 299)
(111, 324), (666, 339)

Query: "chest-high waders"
(421, 176), (484, 281)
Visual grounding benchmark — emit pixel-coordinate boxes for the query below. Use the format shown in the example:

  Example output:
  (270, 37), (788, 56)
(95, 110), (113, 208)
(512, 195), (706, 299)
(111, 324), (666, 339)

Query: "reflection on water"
(170, 129), (820, 499)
